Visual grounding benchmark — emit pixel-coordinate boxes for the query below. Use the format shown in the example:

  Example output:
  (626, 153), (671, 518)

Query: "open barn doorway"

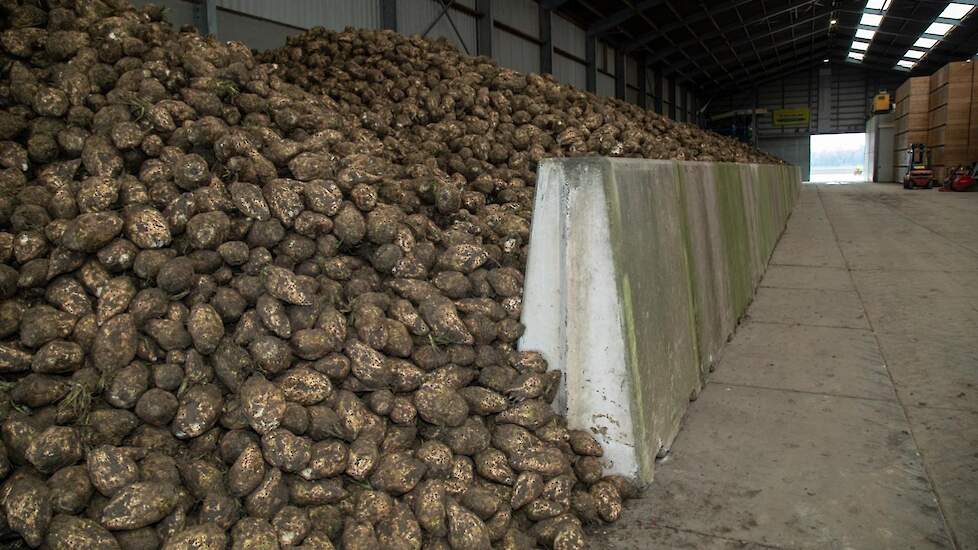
(809, 133), (868, 183)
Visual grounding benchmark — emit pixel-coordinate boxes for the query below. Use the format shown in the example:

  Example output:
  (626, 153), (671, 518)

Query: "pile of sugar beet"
(0, 1), (779, 548)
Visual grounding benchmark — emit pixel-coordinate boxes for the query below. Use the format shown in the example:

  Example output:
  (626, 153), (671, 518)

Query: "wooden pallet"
(928, 61), (975, 182)
(892, 76), (931, 181)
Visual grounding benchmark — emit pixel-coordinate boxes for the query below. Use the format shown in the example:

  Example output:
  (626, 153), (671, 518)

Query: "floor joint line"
(815, 184), (961, 550)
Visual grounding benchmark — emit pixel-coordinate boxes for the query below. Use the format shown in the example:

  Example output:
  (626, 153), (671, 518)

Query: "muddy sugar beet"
(0, 0), (778, 548)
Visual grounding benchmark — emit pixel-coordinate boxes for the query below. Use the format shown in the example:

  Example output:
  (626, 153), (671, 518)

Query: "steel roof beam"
(587, 0), (667, 36)
(649, 10), (830, 66)
(624, 0), (806, 53)
(672, 25), (831, 75)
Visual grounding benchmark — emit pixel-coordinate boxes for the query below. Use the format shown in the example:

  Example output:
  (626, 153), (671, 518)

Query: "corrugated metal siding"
(397, 0), (477, 55)
(130, 0), (196, 27)
(626, 57), (638, 88)
(554, 54), (585, 89)
(218, 10), (302, 50)
(494, 27), (540, 74)
(138, 0), (698, 116)
(597, 72), (615, 98)
(217, 0), (379, 30)
(494, 0), (538, 38)
(553, 14), (585, 58)
(708, 65), (902, 137)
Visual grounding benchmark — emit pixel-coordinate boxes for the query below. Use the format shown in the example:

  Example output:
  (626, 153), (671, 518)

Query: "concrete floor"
(592, 183), (978, 550)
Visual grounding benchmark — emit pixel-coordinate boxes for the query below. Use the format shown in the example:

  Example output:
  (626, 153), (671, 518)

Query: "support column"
(637, 56), (647, 109)
(679, 85), (687, 122)
(194, 0), (218, 36)
(380, 0), (397, 31)
(654, 69), (663, 114)
(614, 50), (626, 100)
(667, 76), (676, 120)
(752, 86), (758, 146)
(539, 4), (553, 75)
(817, 66), (832, 134)
(585, 35), (597, 93)
(476, 0), (494, 58)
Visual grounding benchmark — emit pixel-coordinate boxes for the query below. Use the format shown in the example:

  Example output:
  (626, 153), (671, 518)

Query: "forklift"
(941, 163), (978, 192)
(902, 144), (936, 189)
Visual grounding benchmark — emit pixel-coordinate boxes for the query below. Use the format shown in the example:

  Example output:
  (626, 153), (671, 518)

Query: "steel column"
(667, 76), (676, 119)
(637, 54), (648, 109)
(476, 0), (493, 58)
(194, 0), (218, 36)
(654, 69), (663, 114)
(679, 86), (687, 122)
(539, 5), (553, 75)
(585, 36), (597, 93)
(614, 50), (626, 100)
(380, 0), (397, 31)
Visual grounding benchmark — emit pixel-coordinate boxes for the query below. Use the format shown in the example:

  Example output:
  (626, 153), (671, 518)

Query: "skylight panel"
(904, 49), (925, 59)
(865, 0), (891, 9)
(939, 3), (973, 19)
(848, 52), (865, 60)
(851, 40), (870, 51)
(925, 22), (954, 35)
(856, 29), (876, 40)
(897, 60), (915, 69)
(860, 13), (883, 26)
(914, 37), (938, 48)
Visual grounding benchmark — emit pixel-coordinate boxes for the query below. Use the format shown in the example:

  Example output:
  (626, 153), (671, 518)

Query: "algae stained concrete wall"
(519, 158), (800, 483)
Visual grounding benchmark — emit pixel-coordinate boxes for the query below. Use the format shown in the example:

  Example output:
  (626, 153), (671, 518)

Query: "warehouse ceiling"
(546, 0), (978, 91)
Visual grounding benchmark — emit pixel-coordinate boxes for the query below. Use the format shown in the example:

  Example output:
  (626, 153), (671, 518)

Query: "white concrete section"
(519, 161), (568, 413)
(563, 163), (636, 478)
(520, 160), (638, 479)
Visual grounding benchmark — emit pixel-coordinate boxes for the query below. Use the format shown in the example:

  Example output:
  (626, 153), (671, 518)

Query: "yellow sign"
(772, 108), (810, 127)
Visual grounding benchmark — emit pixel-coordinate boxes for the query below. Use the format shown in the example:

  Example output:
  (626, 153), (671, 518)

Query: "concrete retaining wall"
(519, 158), (800, 483)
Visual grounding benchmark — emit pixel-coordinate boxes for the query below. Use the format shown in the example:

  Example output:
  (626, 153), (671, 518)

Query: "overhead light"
(897, 60), (915, 69)
(823, 58), (830, 63)
(830, 18), (838, 25)
(925, 22), (954, 36)
(856, 29), (876, 40)
(860, 13), (883, 26)
(851, 40), (870, 51)
(939, 3), (973, 20)
(904, 49), (925, 59)
(848, 52), (865, 60)
(914, 37), (938, 48)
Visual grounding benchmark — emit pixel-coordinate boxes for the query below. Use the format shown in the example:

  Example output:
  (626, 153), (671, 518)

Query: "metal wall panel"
(130, 0), (196, 27)
(493, 0), (538, 39)
(139, 0), (698, 117)
(553, 14), (585, 59)
(554, 53), (586, 89)
(217, 0), (379, 30)
(626, 88), (638, 104)
(597, 72), (615, 98)
(494, 27), (540, 75)
(626, 57), (638, 88)
(708, 65), (902, 137)
(397, 0), (477, 55)
(218, 10), (303, 50)
(758, 136), (811, 180)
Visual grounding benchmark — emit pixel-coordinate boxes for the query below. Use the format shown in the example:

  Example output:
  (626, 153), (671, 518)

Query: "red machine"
(941, 163), (978, 192)
(903, 144), (936, 189)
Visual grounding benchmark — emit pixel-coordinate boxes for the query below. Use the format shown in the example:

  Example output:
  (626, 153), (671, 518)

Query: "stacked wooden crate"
(971, 60), (978, 163)
(927, 60), (976, 182)
(892, 76), (930, 180)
